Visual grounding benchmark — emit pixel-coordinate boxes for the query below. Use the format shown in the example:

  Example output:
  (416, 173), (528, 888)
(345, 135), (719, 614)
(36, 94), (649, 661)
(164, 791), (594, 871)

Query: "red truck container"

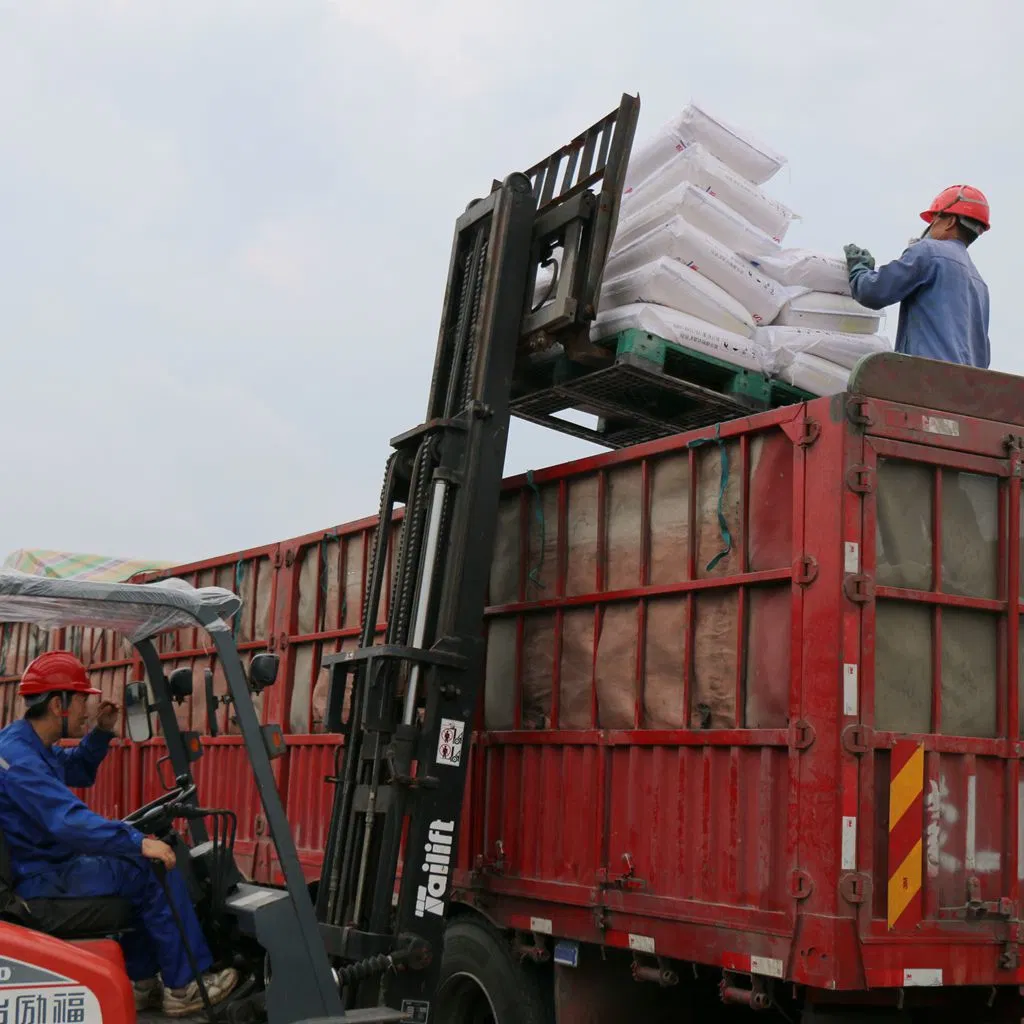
(3, 354), (1023, 1020)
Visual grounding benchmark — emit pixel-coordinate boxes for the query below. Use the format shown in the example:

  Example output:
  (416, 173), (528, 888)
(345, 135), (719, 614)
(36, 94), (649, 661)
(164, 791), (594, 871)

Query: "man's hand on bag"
(141, 838), (176, 870)
(843, 243), (875, 277)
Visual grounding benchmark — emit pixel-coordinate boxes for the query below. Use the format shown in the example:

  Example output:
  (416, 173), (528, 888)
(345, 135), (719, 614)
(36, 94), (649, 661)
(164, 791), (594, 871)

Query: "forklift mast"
(315, 94), (640, 1018)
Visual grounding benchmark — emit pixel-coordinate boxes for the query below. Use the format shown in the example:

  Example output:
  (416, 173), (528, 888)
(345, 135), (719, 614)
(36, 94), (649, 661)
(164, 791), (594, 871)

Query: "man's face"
(925, 213), (959, 242)
(63, 693), (90, 739)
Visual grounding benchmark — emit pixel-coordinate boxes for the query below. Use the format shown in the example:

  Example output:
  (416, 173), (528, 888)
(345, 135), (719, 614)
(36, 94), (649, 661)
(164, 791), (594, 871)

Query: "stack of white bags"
(586, 103), (892, 396)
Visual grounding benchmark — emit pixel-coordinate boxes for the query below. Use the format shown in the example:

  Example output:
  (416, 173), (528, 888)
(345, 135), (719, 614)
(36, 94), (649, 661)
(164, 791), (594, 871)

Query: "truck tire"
(435, 918), (550, 1024)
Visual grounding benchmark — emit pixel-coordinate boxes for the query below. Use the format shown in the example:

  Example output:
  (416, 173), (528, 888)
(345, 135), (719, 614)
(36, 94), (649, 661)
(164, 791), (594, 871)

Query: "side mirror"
(124, 681), (153, 743)
(204, 670), (219, 738)
(248, 653), (279, 692)
(168, 667), (194, 701)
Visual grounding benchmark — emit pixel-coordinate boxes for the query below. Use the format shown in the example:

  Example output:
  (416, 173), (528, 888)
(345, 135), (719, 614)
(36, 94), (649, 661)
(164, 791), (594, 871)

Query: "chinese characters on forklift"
(124, 680), (153, 743)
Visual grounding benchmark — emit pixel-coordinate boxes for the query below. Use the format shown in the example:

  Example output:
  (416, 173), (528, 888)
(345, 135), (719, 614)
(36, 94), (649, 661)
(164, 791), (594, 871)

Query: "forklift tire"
(436, 918), (551, 1024)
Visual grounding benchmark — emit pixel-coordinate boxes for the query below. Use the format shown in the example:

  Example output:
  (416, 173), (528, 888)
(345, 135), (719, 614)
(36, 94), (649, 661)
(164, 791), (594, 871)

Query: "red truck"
(2, 352), (1022, 1022)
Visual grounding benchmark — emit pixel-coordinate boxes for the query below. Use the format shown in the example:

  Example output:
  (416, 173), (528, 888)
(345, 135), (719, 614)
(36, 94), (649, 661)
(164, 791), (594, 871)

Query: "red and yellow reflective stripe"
(887, 740), (925, 930)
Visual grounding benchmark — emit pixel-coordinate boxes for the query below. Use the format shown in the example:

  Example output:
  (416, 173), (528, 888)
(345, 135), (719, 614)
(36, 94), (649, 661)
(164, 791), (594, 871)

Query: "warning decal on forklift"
(401, 1000), (431, 1023)
(436, 718), (465, 767)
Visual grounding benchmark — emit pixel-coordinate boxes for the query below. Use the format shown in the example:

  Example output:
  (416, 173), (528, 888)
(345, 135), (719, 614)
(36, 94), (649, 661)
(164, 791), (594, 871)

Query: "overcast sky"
(1, 1), (1018, 564)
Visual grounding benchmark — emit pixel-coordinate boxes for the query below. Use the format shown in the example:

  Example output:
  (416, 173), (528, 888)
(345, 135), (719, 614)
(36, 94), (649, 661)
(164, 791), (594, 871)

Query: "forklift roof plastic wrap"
(0, 570), (240, 642)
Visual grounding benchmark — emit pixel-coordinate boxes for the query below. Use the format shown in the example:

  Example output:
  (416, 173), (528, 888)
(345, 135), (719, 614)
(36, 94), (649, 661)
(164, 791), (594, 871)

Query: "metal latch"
(946, 878), (1015, 920)
(596, 853), (647, 891)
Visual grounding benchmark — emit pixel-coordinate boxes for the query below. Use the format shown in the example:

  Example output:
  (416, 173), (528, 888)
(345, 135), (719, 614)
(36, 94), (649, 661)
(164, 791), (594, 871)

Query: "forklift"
(0, 92), (640, 1022)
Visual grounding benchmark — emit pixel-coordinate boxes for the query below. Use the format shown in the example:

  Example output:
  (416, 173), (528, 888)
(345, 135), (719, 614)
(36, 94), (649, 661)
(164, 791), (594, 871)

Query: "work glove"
(844, 243), (875, 279)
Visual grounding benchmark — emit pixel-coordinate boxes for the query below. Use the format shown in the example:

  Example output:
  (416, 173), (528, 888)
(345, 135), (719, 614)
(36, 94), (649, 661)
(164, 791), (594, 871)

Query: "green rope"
(526, 470), (546, 590)
(687, 423), (733, 572)
(320, 532), (340, 631)
(233, 560), (246, 638)
(0, 628), (9, 678)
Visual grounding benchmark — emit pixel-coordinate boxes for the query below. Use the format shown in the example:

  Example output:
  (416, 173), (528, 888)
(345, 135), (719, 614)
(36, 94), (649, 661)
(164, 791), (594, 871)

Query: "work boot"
(133, 977), (163, 1011)
(163, 967), (240, 1018)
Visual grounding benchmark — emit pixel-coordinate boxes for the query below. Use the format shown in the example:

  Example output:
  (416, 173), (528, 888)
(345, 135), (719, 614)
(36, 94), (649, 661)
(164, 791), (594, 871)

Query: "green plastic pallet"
(510, 328), (814, 449)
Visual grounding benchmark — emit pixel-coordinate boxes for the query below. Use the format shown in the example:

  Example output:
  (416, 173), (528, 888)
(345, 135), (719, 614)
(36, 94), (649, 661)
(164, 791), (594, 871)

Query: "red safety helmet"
(19, 651), (101, 706)
(920, 185), (990, 233)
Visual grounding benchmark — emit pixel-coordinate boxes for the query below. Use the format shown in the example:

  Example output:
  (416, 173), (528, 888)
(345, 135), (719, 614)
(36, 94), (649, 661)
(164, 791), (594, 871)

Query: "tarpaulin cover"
(2, 549), (175, 583)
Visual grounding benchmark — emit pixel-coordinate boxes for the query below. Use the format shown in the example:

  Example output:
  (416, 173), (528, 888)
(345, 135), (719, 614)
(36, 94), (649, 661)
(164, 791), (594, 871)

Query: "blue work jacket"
(850, 237), (990, 368)
(0, 718), (144, 885)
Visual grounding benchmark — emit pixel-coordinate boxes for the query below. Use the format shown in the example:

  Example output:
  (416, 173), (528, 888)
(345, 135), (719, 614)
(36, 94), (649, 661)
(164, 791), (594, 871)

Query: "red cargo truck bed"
(4, 352), (1024, 1007)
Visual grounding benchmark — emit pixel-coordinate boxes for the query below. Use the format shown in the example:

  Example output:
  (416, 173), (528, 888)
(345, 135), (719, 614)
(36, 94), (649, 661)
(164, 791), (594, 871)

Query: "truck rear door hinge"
(843, 574), (875, 603)
(845, 465), (876, 493)
(789, 869), (814, 900)
(789, 719), (816, 750)
(841, 724), (873, 755)
(846, 398), (873, 427)
(793, 555), (818, 586)
(797, 419), (821, 447)
(839, 872), (870, 904)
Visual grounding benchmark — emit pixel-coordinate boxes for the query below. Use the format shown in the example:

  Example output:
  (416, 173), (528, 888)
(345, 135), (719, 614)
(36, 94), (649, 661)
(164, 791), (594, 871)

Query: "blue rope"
(526, 470), (546, 590)
(687, 423), (733, 572)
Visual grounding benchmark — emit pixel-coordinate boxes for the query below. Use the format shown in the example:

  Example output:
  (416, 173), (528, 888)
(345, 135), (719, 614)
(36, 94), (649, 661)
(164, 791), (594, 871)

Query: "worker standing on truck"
(844, 185), (991, 368)
(0, 651), (239, 1017)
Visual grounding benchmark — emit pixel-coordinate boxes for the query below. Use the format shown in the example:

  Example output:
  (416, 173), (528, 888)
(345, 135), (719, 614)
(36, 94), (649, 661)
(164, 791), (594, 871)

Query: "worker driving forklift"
(0, 570), (372, 1023)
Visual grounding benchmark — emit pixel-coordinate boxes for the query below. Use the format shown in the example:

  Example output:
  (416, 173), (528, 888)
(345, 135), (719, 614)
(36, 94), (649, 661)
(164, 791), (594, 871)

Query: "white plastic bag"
(598, 257), (755, 338)
(627, 103), (786, 186)
(615, 183), (780, 259)
(606, 217), (786, 325)
(748, 249), (850, 295)
(623, 143), (798, 243)
(592, 302), (768, 374)
(756, 326), (891, 372)
(777, 352), (851, 395)
(773, 291), (883, 335)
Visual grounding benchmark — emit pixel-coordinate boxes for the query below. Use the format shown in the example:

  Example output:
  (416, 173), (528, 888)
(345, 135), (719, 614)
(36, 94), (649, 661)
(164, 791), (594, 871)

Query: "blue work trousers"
(17, 855), (212, 989)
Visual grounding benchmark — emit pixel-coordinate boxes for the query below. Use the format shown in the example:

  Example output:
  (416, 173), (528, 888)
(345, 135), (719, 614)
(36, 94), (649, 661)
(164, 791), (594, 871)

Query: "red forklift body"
(0, 921), (135, 1021)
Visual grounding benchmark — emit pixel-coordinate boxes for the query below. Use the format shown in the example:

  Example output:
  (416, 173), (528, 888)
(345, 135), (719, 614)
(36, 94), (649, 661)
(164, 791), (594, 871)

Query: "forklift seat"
(0, 826), (135, 940)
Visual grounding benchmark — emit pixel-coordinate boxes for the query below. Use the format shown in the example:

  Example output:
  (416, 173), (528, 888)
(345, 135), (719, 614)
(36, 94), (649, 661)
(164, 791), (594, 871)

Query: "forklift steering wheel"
(122, 782), (197, 832)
